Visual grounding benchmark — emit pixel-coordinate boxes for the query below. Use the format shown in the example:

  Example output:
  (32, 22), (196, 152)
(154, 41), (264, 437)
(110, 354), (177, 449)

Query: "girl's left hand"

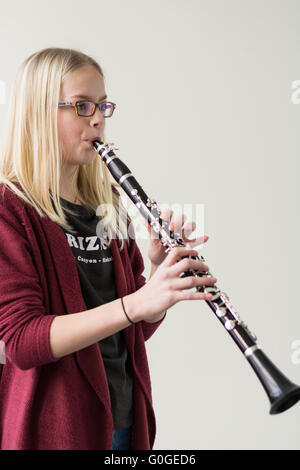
(143, 210), (209, 267)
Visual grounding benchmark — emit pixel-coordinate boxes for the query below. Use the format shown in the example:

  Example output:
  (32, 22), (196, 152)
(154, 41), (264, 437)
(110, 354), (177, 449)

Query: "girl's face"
(58, 65), (107, 167)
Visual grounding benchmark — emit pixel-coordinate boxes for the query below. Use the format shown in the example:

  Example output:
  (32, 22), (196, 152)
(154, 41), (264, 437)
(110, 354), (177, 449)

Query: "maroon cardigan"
(0, 184), (166, 450)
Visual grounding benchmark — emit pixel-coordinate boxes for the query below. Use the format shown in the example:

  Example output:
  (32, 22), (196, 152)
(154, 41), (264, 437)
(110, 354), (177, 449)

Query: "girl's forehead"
(61, 66), (105, 97)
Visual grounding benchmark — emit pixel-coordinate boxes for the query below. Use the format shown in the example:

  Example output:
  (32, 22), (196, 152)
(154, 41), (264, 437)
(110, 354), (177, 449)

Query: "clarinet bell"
(246, 348), (300, 414)
(269, 381), (300, 415)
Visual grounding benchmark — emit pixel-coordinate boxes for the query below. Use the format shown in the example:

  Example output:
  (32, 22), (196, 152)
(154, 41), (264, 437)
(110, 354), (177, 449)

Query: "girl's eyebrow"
(69, 94), (107, 101)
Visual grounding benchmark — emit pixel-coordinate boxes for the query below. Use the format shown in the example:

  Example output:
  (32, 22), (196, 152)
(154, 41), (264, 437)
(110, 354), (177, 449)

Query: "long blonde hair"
(0, 47), (129, 249)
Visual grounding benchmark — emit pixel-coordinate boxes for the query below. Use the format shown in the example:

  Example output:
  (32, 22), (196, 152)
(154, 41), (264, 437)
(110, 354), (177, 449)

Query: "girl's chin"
(82, 151), (97, 164)
(73, 148), (97, 166)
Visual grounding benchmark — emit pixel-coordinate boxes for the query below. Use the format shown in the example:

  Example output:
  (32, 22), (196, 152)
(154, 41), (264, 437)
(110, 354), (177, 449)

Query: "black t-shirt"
(59, 197), (133, 429)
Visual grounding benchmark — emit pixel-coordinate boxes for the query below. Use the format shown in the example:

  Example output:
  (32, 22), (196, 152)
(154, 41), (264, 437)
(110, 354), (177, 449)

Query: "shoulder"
(0, 183), (25, 210)
(0, 181), (26, 206)
(0, 182), (31, 232)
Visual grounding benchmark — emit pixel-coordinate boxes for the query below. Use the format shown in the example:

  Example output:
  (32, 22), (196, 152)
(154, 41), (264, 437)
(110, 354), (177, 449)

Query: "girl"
(0, 48), (215, 450)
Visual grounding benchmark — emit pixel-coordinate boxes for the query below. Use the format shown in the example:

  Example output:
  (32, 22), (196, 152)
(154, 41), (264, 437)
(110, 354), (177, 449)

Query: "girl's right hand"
(126, 247), (217, 323)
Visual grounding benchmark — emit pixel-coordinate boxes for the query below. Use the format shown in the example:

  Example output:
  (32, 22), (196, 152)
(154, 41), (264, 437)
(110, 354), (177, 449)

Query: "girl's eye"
(77, 102), (93, 115)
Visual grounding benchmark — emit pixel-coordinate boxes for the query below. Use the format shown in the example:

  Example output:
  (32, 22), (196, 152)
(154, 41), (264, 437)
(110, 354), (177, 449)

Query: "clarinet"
(93, 140), (300, 415)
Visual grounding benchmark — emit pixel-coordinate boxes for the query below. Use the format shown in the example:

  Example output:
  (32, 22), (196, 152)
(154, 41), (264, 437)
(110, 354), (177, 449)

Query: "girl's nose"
(89, 106), (105, 127)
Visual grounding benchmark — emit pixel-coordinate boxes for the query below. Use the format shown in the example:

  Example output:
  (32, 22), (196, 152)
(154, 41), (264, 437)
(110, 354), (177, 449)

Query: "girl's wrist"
(149, 262), (159, 278)
(122, 293), (144, 323)
(143, 310), (166, 324)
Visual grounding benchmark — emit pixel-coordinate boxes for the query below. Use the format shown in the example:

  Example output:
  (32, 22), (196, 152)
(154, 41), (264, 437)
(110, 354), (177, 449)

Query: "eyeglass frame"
(58, 100), (116, 117)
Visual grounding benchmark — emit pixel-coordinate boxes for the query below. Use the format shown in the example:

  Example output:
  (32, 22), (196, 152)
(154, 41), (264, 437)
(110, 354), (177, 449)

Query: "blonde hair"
(0, 47), (129, 249)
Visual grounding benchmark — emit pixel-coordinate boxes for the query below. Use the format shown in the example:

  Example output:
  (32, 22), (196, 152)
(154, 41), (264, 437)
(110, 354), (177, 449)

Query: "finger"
(160, 209), (174, 224)
(142, 219), (162, 239)
(163, 247), (200, 267)
(170, 218), (208, 246)
(169, 257), (209, 277)
(175, 290), (213, 301)
(185, 235), (209, 248)
(145, 210), (174, 238)
(142, 219), (151, 232)
(169, 214), (186, 233)
(180, 221), (208, 243)
(181, 220), (196, 238)
(172, 275), (217, 291)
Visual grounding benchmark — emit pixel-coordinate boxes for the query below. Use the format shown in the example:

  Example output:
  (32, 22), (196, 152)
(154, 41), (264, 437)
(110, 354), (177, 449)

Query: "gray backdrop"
(0, 0), (299, 450)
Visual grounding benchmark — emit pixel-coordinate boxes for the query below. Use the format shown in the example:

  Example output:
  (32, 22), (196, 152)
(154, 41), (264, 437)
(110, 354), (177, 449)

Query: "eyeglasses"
(58, 100), (116, 117)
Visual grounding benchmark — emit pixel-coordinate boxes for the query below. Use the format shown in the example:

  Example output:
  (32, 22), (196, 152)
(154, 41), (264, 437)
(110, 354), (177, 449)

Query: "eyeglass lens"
(77, 101), (114, 117)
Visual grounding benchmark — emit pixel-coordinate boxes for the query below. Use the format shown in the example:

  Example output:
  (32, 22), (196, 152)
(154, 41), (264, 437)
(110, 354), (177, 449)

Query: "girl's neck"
(59, 189), (80, 205)
(60, 164), (80, 204)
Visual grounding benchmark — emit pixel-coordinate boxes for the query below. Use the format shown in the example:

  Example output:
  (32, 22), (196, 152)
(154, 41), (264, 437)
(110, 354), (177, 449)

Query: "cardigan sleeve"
(128, 237), (166, 342)
(0, 193), (59, 370)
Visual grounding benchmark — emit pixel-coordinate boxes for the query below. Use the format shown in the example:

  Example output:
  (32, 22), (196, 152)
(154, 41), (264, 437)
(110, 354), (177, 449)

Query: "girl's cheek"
(58, 118), (77, 144)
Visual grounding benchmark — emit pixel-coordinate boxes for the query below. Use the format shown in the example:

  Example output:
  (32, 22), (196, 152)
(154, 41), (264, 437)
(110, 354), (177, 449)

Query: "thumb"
(142, 218), (160, 239)
(142, 219), (151, 232)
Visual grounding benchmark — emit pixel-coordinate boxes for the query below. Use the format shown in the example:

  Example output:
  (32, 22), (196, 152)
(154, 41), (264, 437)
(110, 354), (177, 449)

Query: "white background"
(0, 0), (300, 450)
